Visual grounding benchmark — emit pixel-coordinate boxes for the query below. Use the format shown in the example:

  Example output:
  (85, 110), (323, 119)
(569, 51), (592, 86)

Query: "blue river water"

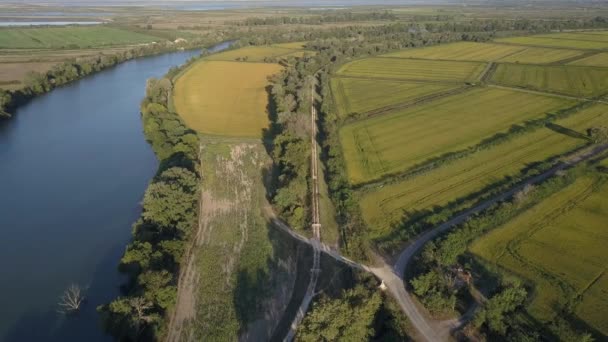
(0, 41), (231, 342)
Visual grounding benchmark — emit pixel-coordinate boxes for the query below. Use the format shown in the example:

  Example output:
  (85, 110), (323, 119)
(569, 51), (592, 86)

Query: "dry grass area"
(173, 60), (282, 137)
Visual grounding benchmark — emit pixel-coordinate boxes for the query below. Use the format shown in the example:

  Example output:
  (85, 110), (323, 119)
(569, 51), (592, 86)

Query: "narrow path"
(283, 84), (323, 342)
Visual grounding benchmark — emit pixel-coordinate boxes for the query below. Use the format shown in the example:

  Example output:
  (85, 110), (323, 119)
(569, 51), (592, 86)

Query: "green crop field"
(569, 52), (608, 67)
(339, 87), (575, 184)
(335, 57), (486, 82)
(497, 46), (584, 64)
(492, 64), (608, 97)
(0, 26), (158, 49)
(495, 35), (608, 50)
(173, 60), (282, 137)
(470, 175), (608, 335)
(359, 104), (608, 240)
(330, 77), (458, 117)
(382, 42), (525, 62)
(205, 45), (300, 62)
(533, 32), (608, 43)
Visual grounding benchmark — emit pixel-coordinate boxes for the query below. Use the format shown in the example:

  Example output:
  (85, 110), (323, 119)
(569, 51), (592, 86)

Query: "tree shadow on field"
(261, 85), (280, 200)
(546, 122), (590, 141)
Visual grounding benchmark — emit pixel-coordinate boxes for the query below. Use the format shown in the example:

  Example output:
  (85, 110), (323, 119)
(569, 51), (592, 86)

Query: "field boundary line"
(333, 74), (466, 85)
(550, 50), (601, 65)
(493, 40), (602, 52)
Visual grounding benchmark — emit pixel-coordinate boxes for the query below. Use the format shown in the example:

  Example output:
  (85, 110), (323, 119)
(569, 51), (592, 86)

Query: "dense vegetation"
(408, 165), (602, 340)
(97, 73), (201, 340)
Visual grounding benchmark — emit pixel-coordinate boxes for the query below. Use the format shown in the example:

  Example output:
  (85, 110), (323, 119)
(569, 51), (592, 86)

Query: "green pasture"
(335, 57), (486, 83)
(492, 64), (608, 97)
(0, 26), (158, 49)
(359, 103), (608, 240)
(330, 77), (458, 118)
(569, 52), (608, 67)
(382, 42), (525, 62)
(495, 35), (608, 50)
(339, 87), (575, 184)
(470, 175), (608, 335)
(497, 46), (584, 64)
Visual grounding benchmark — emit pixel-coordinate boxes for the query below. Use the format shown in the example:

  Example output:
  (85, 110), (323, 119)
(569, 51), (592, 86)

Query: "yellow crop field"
(330, 77), (458, 117)
(533, 32), (608, 43)
(359, 104), (608, 239)
(339, 87), (575, 184)
(497, 47), (584, 64)
(205, 46), (297, 62)
(569, 52), (608, 67)
(470, 175), (608, 334)
(336, 57), (486, 82)
(492, 64), (608, 97)
(173, 60), (282, 137)
(382, 42), (525, 62)
(495, 36), (608, 50)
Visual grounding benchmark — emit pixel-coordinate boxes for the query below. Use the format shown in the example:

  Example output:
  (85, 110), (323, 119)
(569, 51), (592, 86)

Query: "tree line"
(97, 72), (202, 340)
(227, 11), (397, 26)
(0, 34), (230, 121)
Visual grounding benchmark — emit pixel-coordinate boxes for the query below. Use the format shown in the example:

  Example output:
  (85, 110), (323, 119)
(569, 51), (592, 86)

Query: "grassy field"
(569, 52), (608, 67)
(359, 103), (608, 241)
(173, 60), (282, 137)
(470, 175), (608, 335)
(381, 42), (525, 62)
(205, 46), (300, 62)
(0, 26), (158, 49)
(330, 77), (458, 117)
(533, 32), (608, 43)
(495, 35), (608, 50)
(335, 57), (486, 83)
(497, 46), (584, 64)
(339, 87), (575, 184)
(491, 64), (608, 97)
(177, 140), (298, 341)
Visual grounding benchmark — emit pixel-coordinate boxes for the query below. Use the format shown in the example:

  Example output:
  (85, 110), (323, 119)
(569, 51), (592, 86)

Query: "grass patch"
(568, 52), (608, 67)
(382, 42), (525, 62)
(185, 141), (292, 340)
(497, 46), (584, 64)
(492, 63), (608, 97)
(495, 35), (608, 50)
(336, 57), (486, 83)
(330, 77), (458, 118)
(205, 46), (299, 62)
(470, 175), (608, 335)
(358, 103), (608, 240)
(0, 26), (158, 49)
(173, 60), (282, 138)
(339, 87), (575, 184)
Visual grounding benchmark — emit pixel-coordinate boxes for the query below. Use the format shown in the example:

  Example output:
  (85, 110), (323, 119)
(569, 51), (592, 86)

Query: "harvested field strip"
(470, 175), (608, 334)
(492, 64), (608, 97)
(339, 87), (575, 184)
(569, 52), (608, 67)
(330, 77), (458, 118)
(359, 103), (608, 240)
(382, 42), (525, 62)
(336, 57), (486, 82)
(205, 46), (301, 62)
(495, 36), (608, 50)
(173, 60), (282, 137)
(497, 47), (584, 64)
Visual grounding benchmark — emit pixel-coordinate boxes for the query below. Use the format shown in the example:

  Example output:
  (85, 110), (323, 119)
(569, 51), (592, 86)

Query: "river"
(0, 41), (232, 342)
